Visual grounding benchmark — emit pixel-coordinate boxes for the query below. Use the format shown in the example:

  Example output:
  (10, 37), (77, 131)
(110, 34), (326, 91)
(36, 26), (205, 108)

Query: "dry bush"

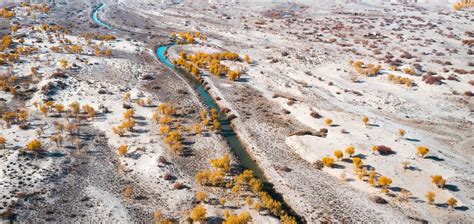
(159, 156), (168, 164)
(462, 39), (474, 47)
(447, 75), (459, 82)
(310, 111), (322, 119)
(173, 182), (186, 190)
(375, 145), (395, 155)
(313, 160), (324, 170)
(387, 74), (414, 87)
(123, 186), (133, 198)
(453, 68), (468, 75)
(164, 173), (173, 181)
(422, 74), (444, 85)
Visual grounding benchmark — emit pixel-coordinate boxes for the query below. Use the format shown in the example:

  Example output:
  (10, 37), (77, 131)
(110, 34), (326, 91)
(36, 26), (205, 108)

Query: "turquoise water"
(92, 2), (113, 30)
(156, 46), (175, 68)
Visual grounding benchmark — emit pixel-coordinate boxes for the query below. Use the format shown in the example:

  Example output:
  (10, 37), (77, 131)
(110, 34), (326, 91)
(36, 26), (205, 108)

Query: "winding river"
(91, 2), (266, 181)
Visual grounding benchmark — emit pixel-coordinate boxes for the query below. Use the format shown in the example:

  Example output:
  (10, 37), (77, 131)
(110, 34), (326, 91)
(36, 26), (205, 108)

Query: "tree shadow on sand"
(389, 186), (402, 192)
(332, 164), (345, 169)
(455, 206), (469, 211)
(206, 216), (225, 224)
(405, 138), (420, 142)
(444, 184), (460, 192)
(352, 154), (367, 159)
(406, 166), (422, 172)
(424, 155), (444, 162)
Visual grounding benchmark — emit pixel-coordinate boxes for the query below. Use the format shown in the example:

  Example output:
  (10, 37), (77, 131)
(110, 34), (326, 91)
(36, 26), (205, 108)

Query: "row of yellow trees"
(193, 154), (297, 224)
(171, 32), (205, 45)
(174, 50), (247, 81)
(0, 7), (15, 18)
(454, 0), (473, 10)
(3, 100), (97, 155)
(387, 74), (414, 87)
(1, 3), (50, 20)
(321, 144), (459, 207)
(349, 60), (382, 76)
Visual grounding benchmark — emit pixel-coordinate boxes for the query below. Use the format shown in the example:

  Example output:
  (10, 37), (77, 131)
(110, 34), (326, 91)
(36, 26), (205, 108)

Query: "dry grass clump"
(422, 74), (445, 85)
(374, 145), (395, 155)
(387, 74), (414, 87)
(349, 60), (381, 76)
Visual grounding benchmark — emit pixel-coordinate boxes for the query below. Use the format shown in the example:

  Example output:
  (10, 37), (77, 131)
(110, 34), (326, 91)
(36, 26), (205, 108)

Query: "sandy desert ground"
(0, 0), (473, 223)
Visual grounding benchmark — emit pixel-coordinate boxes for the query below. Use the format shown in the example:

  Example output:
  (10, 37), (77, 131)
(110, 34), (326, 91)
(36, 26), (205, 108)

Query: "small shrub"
(314, 160), (324, 170)
(310, 111), (321, 119)
(375, 145), (395, 155)
(399, 129), (406, 138)
(26, 139), (42, 152)
(123, 186), (133, 198)
(426, 191), (435, 204)
(118, 144), (128, 156)
(378, 176), (392, 189)
(163, 173), (173, 181)
(173, 182), (186, 190)
(422, 75), (444, 85)
(0, 136), (6, 148)
(402, 161), (410, 170)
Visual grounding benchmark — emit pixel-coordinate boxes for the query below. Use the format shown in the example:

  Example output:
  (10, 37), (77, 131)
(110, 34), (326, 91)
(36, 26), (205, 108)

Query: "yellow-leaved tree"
(447, 197), (457, 208)
(378, 176), (392, 194)
(345, 146), (355, 157)
(195, 191), (207, 203)
(333, 150), (343, 160)
(416, 146), (429, 157)
(362, 116), (369, 125)
(244, 54), (251, 64)
(26, 139), (42, 152)
(0, 136), (6, 148)
(431, 175), (446, 188)
(426, 191), (435, 204)
(118, 144), (128, 156)
(191, 205), (206, 223)
(209, 154), (231, 173)
(223, 211), (251, 224)
(321, 157), (334, 167)
(324, 118), (332, 126)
